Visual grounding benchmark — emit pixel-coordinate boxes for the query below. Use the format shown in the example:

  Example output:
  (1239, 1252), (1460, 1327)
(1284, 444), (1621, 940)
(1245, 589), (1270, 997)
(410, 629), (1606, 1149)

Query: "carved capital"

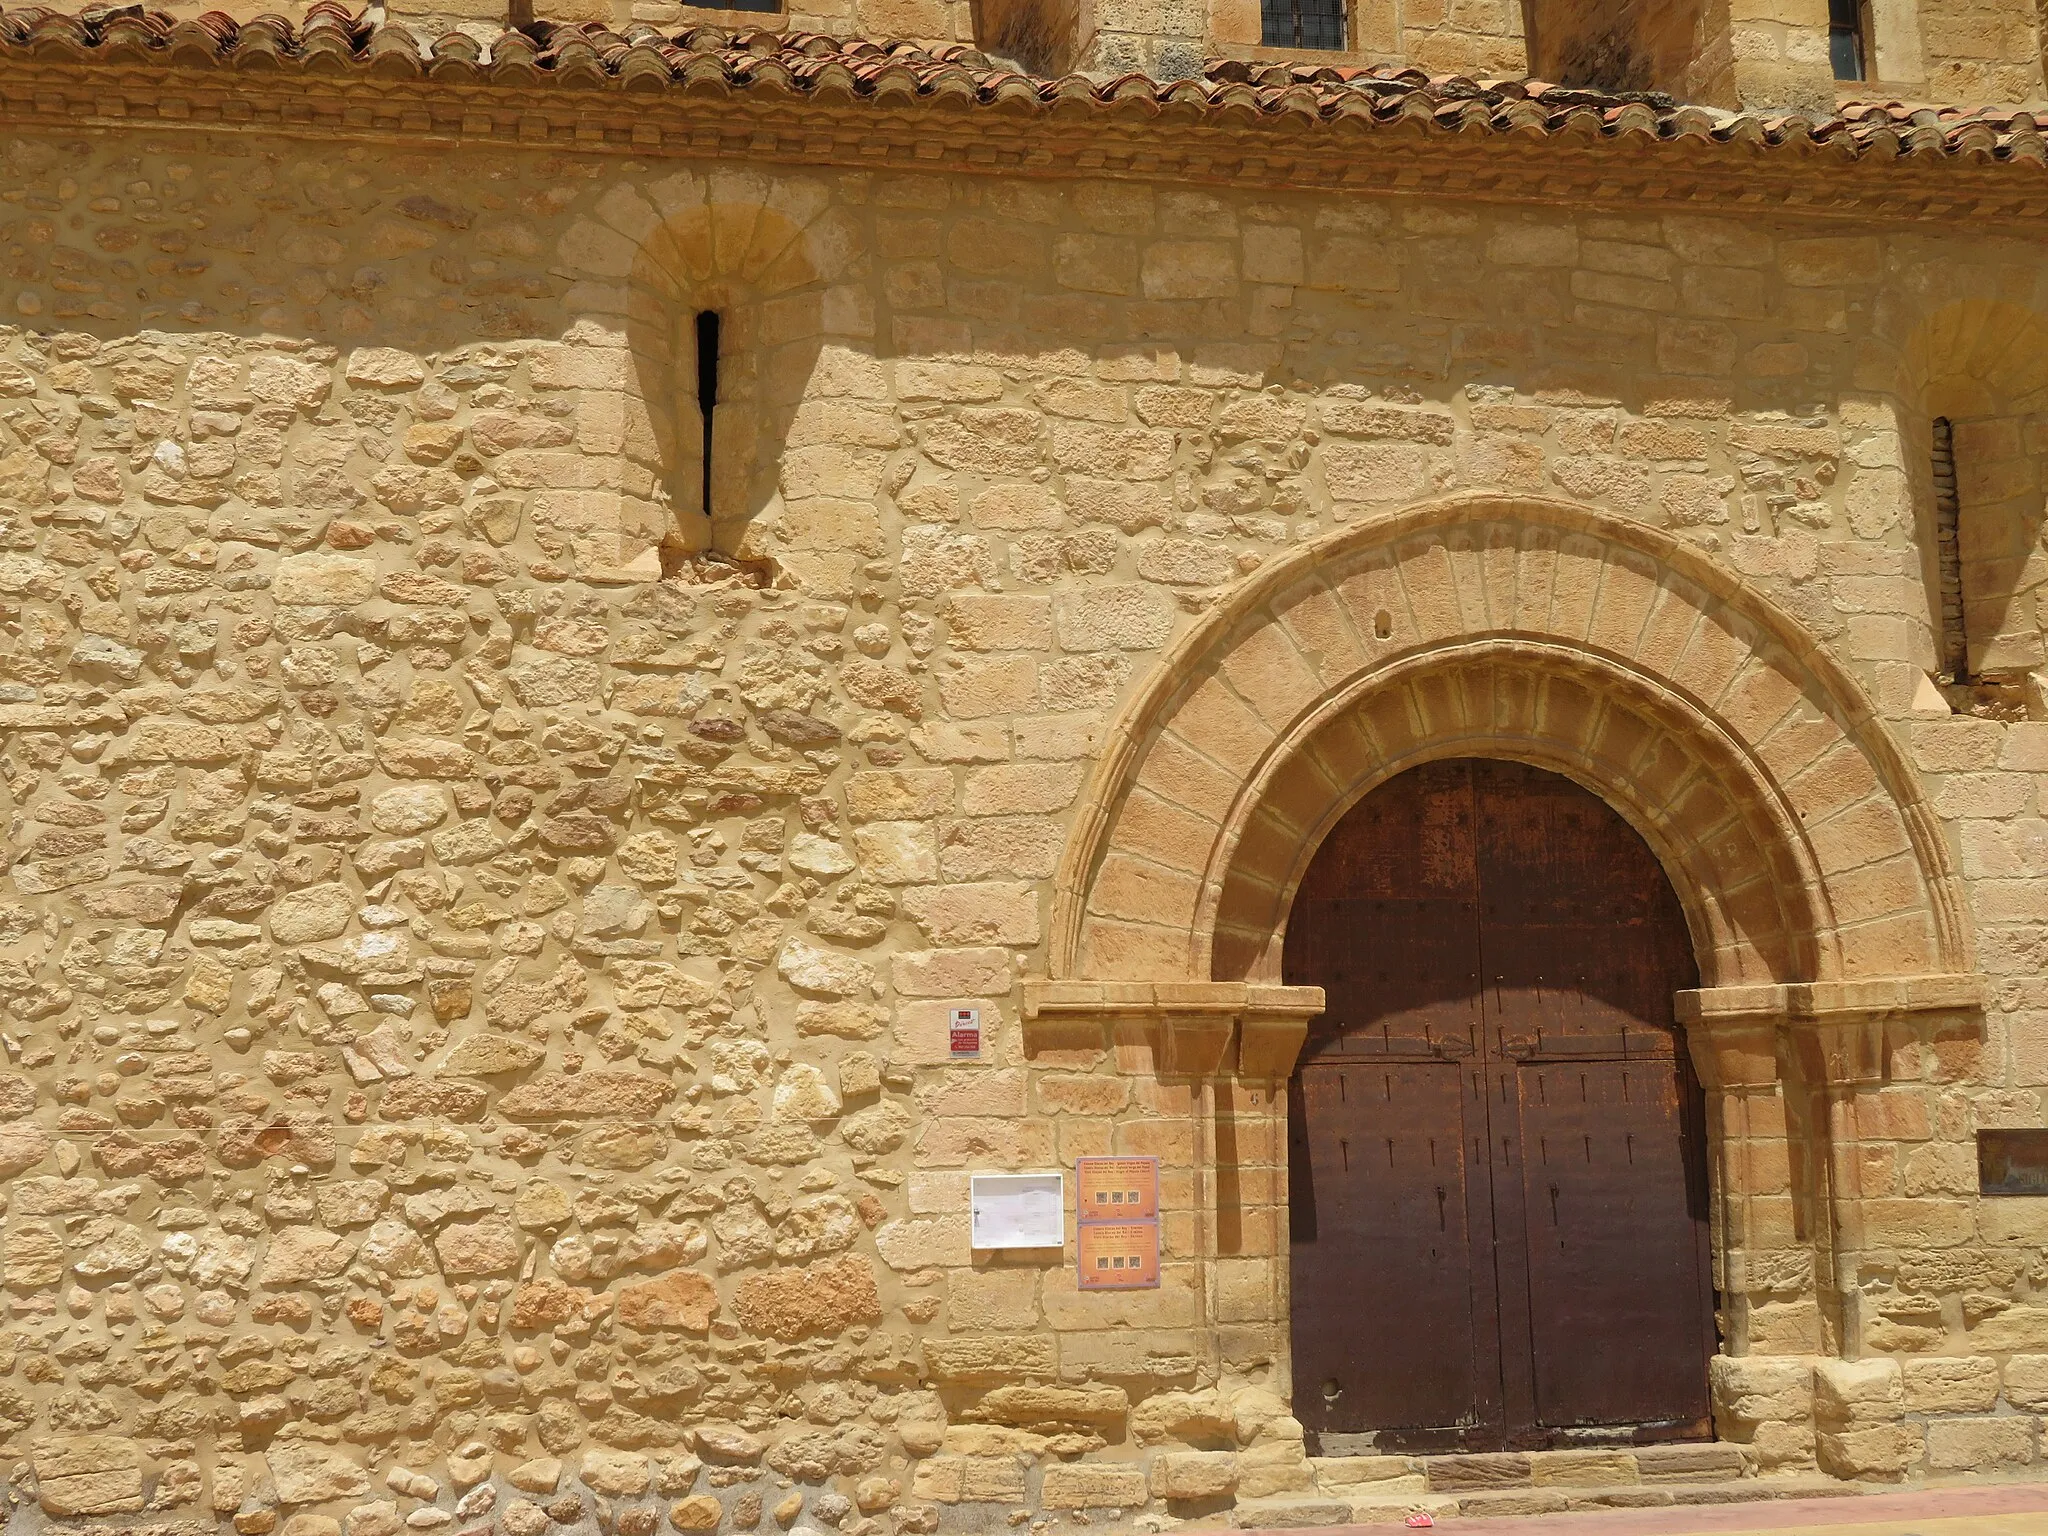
(1675, 973), (1987, 1088)
(1022, 980), (1325, 1079)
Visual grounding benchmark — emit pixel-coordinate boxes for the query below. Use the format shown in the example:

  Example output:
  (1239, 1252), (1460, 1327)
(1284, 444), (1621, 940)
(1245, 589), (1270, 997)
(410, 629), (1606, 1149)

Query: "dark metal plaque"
(1979, 1129), (2048, 1195)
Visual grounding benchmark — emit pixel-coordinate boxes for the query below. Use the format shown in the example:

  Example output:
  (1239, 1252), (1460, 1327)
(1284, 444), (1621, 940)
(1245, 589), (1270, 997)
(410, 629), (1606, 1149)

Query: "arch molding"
(1052, 495), (1972, 998)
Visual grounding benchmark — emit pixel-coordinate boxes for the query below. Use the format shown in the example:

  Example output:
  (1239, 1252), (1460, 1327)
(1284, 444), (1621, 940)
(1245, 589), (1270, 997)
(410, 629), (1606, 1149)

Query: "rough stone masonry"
(5, 1), (2048, 1533)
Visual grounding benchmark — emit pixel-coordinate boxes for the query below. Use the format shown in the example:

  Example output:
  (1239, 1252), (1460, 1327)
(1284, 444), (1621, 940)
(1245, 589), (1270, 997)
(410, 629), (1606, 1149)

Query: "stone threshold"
(1229, 1470), (2048, 1531)
(1232, 1443), (1946, 1527)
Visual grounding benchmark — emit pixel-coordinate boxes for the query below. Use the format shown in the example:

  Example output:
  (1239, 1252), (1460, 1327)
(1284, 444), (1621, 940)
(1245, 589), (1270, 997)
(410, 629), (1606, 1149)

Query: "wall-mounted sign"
(1980, 1129), (2048, 1195)
(1074, 1155), (1160, 1290)
(969, 1172), (1064, 1249)
(1077, 1220), (1161, 1290)
(1075, 1155), (1159, 1221)
(949, 1006), (982, 1059)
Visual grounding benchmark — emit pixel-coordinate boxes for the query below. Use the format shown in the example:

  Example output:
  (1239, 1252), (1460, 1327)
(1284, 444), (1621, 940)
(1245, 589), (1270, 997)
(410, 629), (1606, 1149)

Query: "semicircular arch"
(1052, 495), (1970, 993)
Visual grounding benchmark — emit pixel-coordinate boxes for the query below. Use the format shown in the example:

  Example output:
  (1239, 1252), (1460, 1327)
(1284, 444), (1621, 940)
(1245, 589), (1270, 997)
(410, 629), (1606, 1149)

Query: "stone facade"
(3, 4), (2048, 1534)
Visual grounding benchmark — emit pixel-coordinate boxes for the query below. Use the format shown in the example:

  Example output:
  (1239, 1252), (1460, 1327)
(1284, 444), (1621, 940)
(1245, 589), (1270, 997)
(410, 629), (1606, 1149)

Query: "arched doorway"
(1284, 758), (1716, 1454)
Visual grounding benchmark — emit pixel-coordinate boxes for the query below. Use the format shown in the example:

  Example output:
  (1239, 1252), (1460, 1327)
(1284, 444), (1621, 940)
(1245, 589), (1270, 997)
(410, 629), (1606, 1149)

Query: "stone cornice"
(1, 56), (2046, 225)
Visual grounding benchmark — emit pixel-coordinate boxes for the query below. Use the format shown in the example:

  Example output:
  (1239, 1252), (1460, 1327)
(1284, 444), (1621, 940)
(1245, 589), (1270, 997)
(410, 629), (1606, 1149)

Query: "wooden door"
(1285, 758), (1715, 1453)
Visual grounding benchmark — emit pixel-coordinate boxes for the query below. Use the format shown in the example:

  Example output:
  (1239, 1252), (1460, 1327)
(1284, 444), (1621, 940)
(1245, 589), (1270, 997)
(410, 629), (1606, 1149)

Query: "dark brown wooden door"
(1285, 758), (1715, 1453)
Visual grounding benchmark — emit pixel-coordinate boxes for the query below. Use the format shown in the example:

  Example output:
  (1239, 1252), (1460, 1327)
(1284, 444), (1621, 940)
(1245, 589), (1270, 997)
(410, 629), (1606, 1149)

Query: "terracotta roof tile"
(1, 2), (2046, 170)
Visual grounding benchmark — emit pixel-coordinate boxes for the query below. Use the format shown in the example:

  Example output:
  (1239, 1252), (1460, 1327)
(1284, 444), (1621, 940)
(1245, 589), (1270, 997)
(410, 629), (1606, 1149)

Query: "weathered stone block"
(923, 1335), (1057, 1383)
(2004, 1355), (2048, 1411)
(1814, 1357), (1903, 1423)
(1903, 1356), (2000, 1414)
(32, 1436), (144, 1517)
(1925, 1415), (2037, 1472)
(1151, 1451), (1238, 1501)
(617, 1271), (719, 1333)
(273, 553), (376, 606)
(733, 1254), (881, 1341)
(1816, 1423), (1924, 1481)
(1041, 1462), (1148, 1509)
(268, 1441), (371, 1505)
(978, 1383), (1128, 1426)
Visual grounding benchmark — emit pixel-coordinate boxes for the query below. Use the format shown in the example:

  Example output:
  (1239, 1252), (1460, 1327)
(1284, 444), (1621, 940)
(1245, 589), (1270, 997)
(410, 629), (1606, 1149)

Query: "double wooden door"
(1284, 759), (1715, 1453)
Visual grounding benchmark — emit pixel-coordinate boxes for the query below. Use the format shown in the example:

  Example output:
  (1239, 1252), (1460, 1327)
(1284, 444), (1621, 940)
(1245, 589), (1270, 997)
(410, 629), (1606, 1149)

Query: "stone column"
(1685, 975), (1986, 1482)
(1683, 1005), (1828, 1357)
(1680, 991), (1826, 1472)
(1020, 981), (1324, 1509)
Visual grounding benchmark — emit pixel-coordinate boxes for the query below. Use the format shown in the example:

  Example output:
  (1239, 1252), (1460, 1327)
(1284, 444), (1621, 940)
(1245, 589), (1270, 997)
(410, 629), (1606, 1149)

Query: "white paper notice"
(969, 1172), (1065, 1249)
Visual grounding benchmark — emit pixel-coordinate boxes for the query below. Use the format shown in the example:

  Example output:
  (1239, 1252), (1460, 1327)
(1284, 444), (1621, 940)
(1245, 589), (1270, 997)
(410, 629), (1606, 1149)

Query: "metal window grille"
(1262, 0), (1345, 50)
(1933, 417), (1967, 682)
(1829, 0), (1867, 80)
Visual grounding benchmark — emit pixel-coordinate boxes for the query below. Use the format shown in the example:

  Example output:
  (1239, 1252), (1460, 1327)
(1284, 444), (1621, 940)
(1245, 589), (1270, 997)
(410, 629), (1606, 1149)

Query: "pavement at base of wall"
(1240, 1482), (2048, 1536)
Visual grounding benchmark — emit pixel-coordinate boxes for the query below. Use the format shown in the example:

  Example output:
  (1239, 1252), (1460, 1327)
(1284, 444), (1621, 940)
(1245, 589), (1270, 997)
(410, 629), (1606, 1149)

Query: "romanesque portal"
(1284, 758), (1716, 1454)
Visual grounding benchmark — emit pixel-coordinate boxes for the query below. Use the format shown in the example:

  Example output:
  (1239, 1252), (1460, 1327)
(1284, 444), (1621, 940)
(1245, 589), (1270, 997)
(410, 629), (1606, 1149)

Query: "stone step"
(1308, 1454), (1419, 1489)
(1340, 1493), (1462, 1525)
(1307, 1455), (1426, 1497)
(1308, 1442), (1761, 1503)
(1417, 1443), (1759, 1493)
(1239, 1471), (1863, 1530)
(1231, 1496), (1359, 1528)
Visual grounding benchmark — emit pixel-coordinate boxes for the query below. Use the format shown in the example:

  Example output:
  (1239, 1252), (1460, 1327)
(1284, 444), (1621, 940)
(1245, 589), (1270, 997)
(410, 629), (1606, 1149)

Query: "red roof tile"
(1, 2), (2045, 170)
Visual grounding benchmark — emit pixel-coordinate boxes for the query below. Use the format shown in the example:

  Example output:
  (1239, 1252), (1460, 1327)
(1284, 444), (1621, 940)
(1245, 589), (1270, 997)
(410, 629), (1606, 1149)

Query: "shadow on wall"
(1525, 0), (1726, 102)
(0, 139), (881, 597)
(1889, 298), (2048, 692)
(968, 0), (1087, 76)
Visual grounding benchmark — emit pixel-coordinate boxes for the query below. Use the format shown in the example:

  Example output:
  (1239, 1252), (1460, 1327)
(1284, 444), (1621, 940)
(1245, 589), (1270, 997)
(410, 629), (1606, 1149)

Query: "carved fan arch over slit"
(597, 173), (867, 585)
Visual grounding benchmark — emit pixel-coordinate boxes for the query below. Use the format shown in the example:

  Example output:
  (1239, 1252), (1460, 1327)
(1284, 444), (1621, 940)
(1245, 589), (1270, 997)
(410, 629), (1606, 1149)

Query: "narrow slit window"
(1261, 0), (1345, 50)
(695, 310), (720, 523)
(1933, 416), (1966, 682)
(1829, 0), (1868, 81)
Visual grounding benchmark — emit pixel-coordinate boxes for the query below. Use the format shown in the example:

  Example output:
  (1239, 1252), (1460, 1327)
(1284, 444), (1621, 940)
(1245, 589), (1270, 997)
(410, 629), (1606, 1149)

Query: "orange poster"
(1074, 1156), (1159, 1222)
(1076, 1220), (1160, 1290)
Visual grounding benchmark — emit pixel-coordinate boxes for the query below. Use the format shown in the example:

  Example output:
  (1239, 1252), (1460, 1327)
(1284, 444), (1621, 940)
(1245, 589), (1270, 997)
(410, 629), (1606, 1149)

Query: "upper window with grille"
(1262, 0), (1345, 50)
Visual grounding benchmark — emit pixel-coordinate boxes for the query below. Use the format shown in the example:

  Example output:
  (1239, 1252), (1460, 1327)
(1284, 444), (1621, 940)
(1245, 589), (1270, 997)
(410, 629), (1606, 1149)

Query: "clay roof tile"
(2, 1), (2045, 176)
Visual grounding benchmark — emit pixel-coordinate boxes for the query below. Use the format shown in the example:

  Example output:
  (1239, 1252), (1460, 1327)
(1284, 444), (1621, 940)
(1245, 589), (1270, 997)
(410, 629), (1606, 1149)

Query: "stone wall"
(1206, 0), (1532, 77)
(3, 122), (2048, 1534)
(1355, 0), (1528, 76)
(1912, 0), (2047, 100)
